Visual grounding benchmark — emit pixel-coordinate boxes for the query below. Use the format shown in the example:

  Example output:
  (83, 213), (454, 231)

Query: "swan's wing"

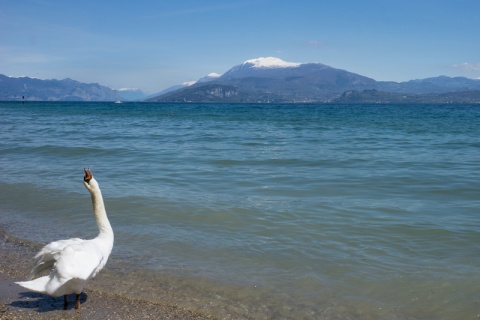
(53, 241), (104, 281)
(30, 238), (84, 279)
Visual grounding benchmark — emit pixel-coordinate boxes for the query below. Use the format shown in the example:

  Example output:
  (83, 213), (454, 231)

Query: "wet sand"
(0, 232), (214, 320)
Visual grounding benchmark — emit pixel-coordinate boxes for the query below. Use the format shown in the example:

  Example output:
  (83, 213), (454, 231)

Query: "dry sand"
(0, 232), (214, 320)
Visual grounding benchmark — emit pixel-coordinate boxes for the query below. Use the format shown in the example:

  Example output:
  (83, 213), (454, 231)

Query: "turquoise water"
(0, 102), (479, 319)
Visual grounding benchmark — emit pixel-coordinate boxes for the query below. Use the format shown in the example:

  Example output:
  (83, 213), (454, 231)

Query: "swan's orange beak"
(84, 168), (93, 183)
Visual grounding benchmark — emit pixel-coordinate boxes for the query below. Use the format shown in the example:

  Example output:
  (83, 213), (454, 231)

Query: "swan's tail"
(15, 276), (50, 294)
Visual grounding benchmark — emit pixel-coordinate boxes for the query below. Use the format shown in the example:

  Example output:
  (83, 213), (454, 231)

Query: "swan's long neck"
(90, 188), (113, 240)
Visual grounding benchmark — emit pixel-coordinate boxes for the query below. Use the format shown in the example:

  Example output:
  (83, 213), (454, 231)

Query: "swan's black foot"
(63, 295), (68, 310)
(74, 293), (81, 310)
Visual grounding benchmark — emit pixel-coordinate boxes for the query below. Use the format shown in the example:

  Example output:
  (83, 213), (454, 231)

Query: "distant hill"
(147, 57), (480, 103)
(143, 84), (191, 101)
(378, 76), (480, 94)
(333, 89), (480, 104)
(116, 88), (147, 101)
(0, 74), (121, 101)
(152, 83), (287, 103)
(144, 73), (222, 100)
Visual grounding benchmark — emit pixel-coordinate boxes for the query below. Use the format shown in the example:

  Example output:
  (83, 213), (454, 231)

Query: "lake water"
(0, 102), (479, 319)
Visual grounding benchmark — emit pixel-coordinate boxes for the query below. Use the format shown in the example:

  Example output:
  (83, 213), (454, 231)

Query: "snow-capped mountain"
(196, 72), (221, 83)
(149, 57), (379, 102)
(222, 57), (309, 79)
(238, 57), (301, 69)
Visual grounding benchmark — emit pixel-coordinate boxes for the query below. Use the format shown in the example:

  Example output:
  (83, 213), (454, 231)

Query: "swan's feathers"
(30, 238), (84, 279)
(31, 238), (106, 281)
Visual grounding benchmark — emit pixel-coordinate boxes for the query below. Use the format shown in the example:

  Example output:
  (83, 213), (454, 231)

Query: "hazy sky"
(1, 0), (479, 93)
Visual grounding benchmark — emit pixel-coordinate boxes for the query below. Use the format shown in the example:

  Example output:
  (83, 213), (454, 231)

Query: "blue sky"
(1, 0), (479, 93)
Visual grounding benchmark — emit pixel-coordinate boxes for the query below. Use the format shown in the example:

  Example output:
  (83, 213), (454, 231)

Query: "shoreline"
(0, 232), (214, 320)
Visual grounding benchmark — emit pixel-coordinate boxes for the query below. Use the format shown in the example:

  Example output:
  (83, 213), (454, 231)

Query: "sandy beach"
(0, 232), (214, 320)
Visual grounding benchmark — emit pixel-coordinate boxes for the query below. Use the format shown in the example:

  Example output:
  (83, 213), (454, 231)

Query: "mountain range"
(1, 57), (480, 103)
(0, 74), (146, 102)
(148, 57), (480, 103)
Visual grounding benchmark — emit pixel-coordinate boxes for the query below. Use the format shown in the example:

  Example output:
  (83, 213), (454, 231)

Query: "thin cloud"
(452, 62), (480, 71)
(2, 52), (50, 64)
(143, 2), (248, 19)
(0, 45), (67, 64)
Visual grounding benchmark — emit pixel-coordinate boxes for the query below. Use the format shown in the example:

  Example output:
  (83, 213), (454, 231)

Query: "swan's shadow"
(9, 292), (88, 312)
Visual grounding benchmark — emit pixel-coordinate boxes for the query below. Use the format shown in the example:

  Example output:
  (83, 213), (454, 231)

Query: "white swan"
(16, 168), (114, 310)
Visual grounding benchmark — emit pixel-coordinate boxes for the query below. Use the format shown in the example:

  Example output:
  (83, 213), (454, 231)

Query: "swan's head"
(83, 168), (99, 191)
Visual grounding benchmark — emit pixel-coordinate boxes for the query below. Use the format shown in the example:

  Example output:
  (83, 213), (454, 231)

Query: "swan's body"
(16, 169), (113, 309)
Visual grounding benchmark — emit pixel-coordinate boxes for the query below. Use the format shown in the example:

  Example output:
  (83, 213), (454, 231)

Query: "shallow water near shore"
(0, 102), (479, 319)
